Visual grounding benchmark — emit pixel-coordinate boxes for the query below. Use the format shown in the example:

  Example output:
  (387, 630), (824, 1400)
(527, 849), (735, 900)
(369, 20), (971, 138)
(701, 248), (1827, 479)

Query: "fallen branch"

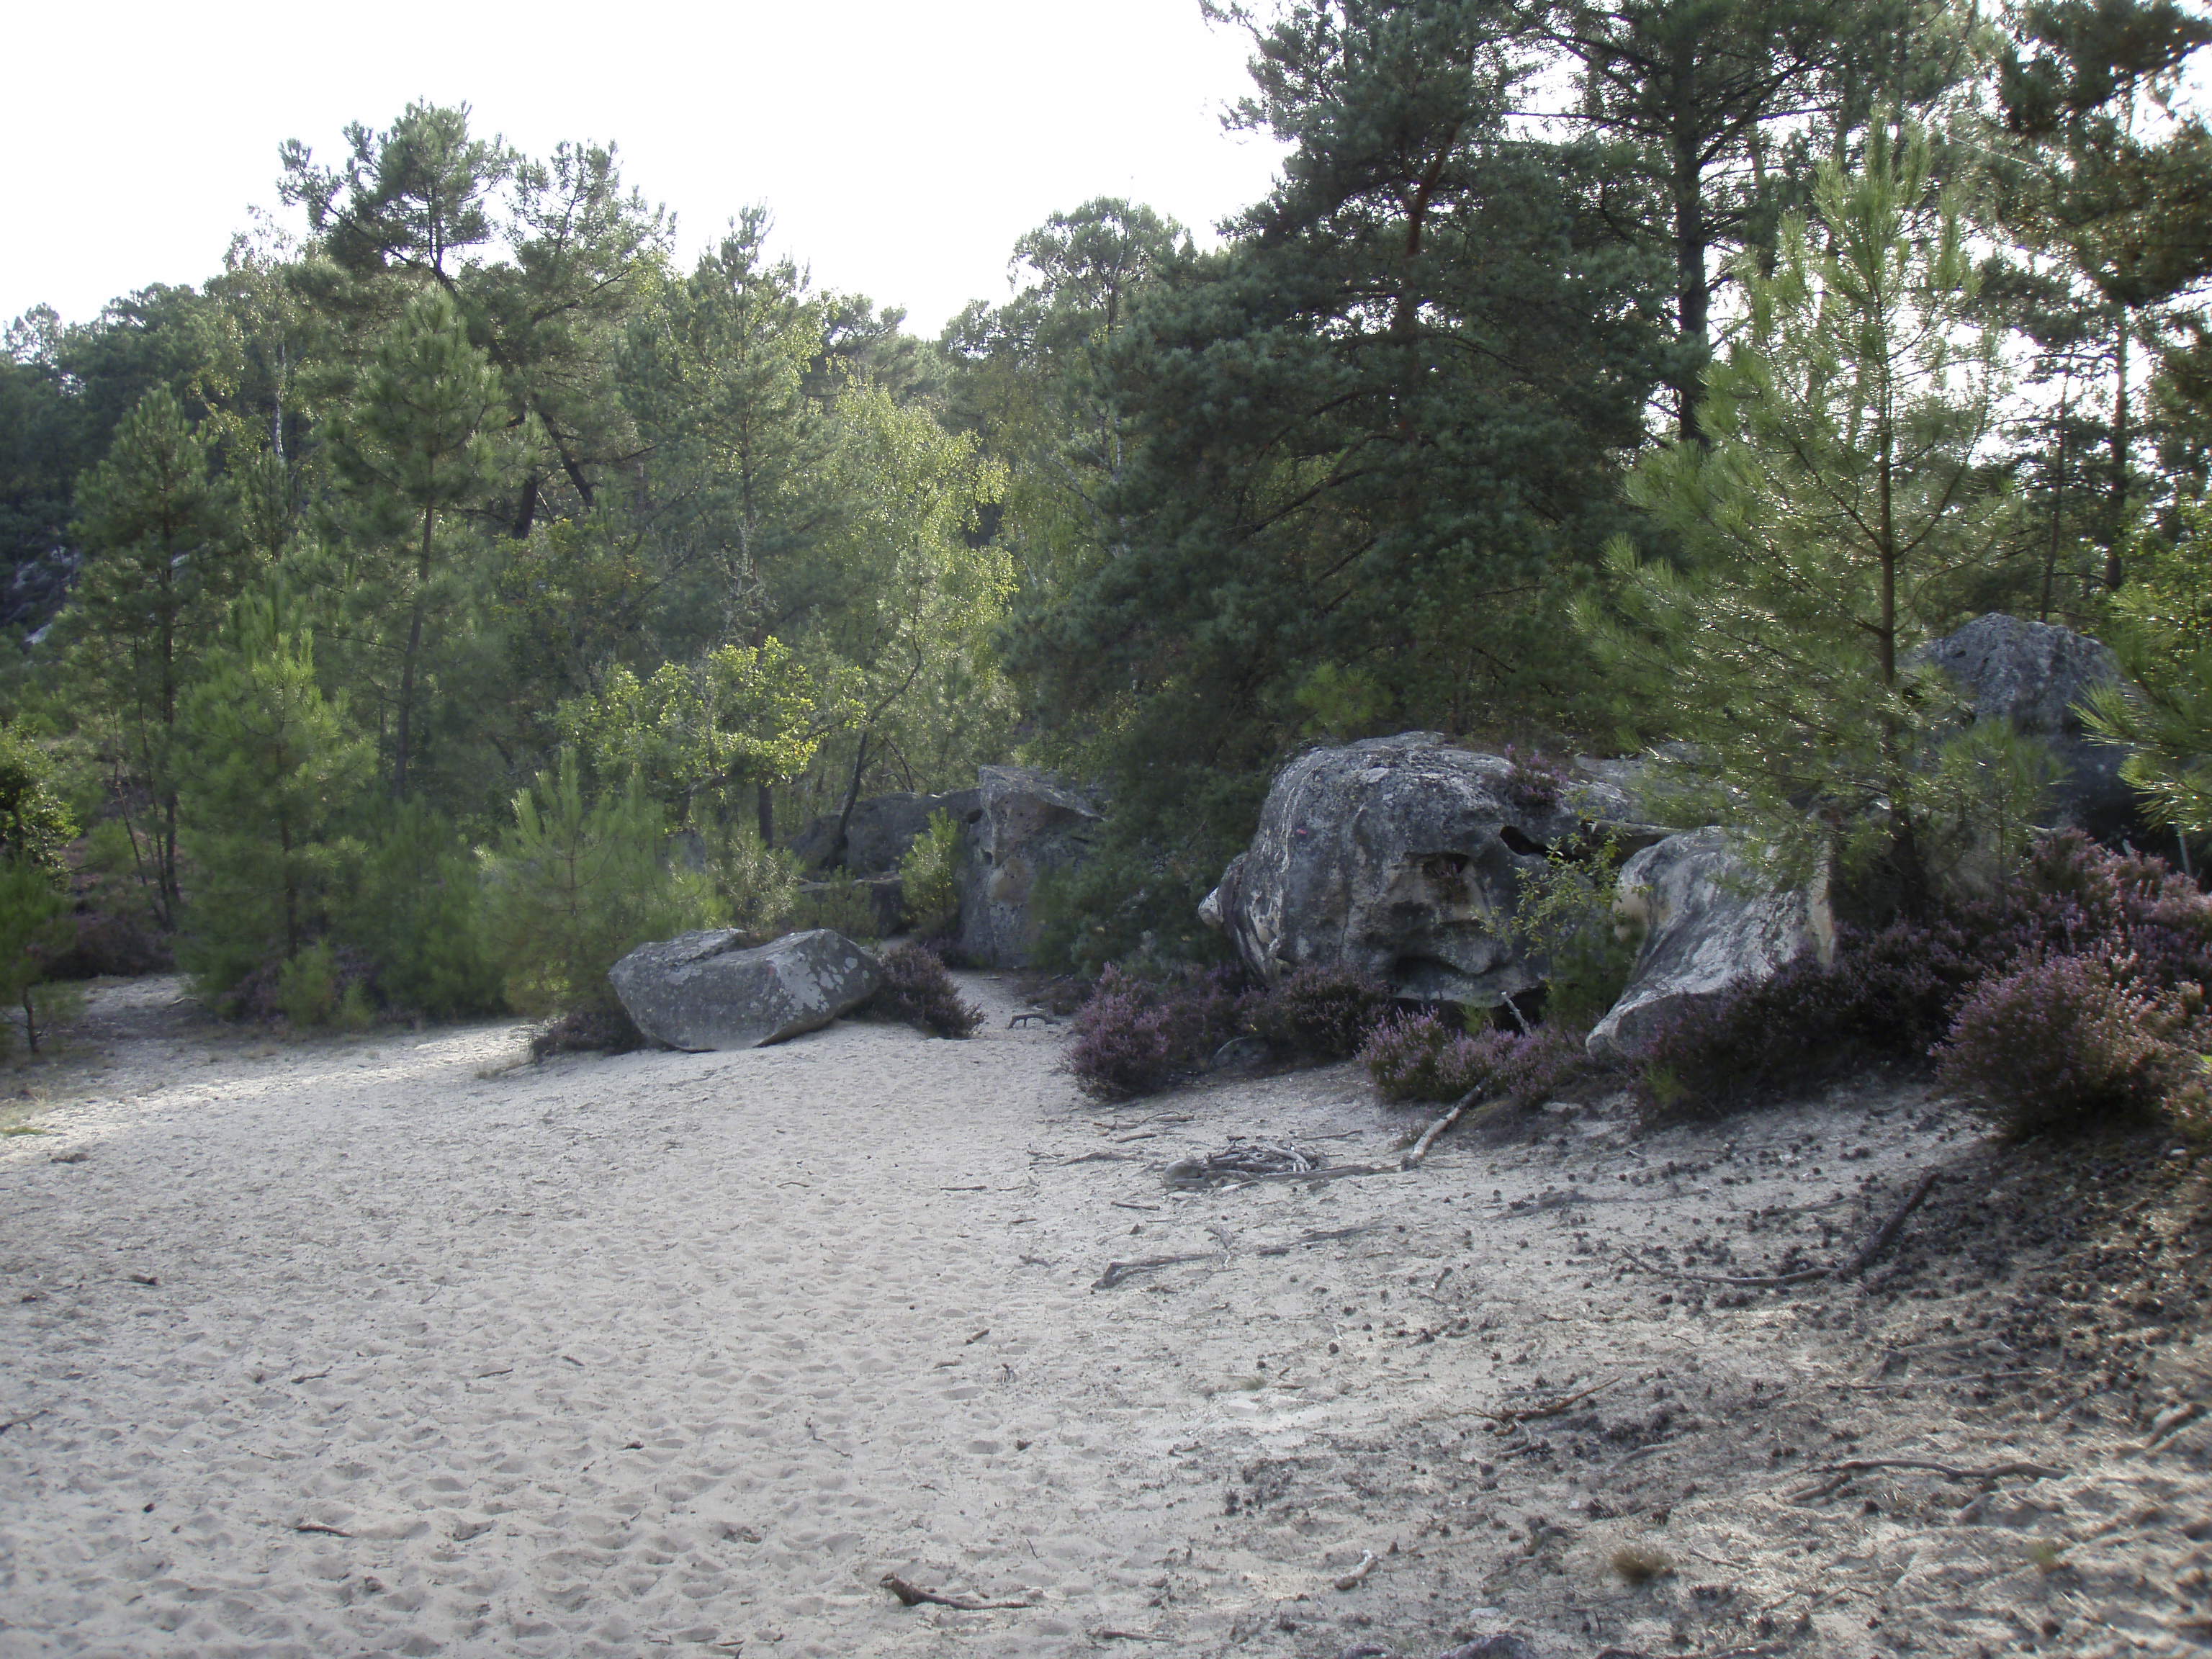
(1402, 1090), (1481, 1170)
(294, 1521), (351, 1537)
(1092, 1253), (1215, 1290)
(880, 1573), (1037, 1610)
(1094, 1629), (1169, 1642)
(1617, 1169), (1944, 1289)
(0, 1408), (49, 1435)
(1469, 1377), (1620, 1428)
(1784, 1456), (2062, 1503)
(1333, 1550), (1380, 1591)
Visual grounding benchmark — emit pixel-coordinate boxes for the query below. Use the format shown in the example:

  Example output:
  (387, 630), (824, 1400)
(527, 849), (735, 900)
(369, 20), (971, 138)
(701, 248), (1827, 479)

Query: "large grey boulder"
(1585, 830), (1832, 1061)
(1200, 733), (1647, 1005)
(782, 788), (982, 875)
(958, 766), (1103, 968)
(608, 928), (881, 1052)
(1910, 613), (2139, 840)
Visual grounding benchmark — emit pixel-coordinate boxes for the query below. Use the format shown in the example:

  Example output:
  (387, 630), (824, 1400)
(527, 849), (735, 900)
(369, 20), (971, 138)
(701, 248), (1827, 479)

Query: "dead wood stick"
(294, 1521), (351, 1537)
(0, 1408), (49, 1435)
(1333, 1550), (1380, 1591)
(1810, 1457), (2064, 1482)
(1402, 1090), (1480, 1170)
(1617, 1169), (1945, 1289)
(1092, 1252), (1215, 1290)
(880, 1573), (1036, 1610)
(1094, 1629), (1168, 1642)
(1833, 1169), (1943, 1277)
(1228, 1162), (1390, 1187)
(1467, 1377), (1620, 1427)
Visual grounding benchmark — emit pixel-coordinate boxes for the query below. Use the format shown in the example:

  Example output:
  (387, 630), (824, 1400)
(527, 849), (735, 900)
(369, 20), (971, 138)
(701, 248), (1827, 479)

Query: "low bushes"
(1936, 952), (2201, 1136)
(1241, 963), (1393, 1059)
(1065, 963), (1248, 1097)
(862, 942), (984, 1038)
(1363, 1010), (1593, 1105)
(1639, 831), (2212, 1135)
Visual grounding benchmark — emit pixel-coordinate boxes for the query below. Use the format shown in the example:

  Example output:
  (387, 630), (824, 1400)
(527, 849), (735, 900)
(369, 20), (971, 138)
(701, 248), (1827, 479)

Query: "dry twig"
(880, 1574), (1037, 1610)
(1617, 1169), (1943, 1288)
(1092, 1253), (1215, 1290)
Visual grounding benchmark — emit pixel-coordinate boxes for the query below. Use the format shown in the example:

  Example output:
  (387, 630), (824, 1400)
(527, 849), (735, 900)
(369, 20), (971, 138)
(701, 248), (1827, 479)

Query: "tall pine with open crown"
(1590, 123), (2026, 909)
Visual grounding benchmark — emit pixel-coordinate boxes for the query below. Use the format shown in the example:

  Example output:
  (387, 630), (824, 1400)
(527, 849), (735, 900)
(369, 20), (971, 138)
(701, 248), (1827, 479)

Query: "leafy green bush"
(698, 814), (802, 943)
(0, 855), (75, 1056)
(274, 942), (377, 1031)
(1513, 832), (1640, 1030)
(789, 879), (881, 942)
(336, 800), (503, 1019)
(477, 750), (720, 1017)
(898, 809), (965, 939)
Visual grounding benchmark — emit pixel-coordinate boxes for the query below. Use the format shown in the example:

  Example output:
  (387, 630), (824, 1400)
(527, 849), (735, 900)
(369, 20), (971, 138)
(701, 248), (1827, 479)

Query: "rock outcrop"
(1200, 733), (1647, 1005)
(1911, 612), (2139, 840)
(608, 928), (881, 1052)
(958, 766), (1102, 968)
(1584, 829), (1831, 1060)
(782, 788), (982, 876)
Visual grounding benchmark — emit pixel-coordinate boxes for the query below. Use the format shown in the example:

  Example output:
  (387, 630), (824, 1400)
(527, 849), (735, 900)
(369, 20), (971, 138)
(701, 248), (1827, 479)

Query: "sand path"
(3, 975), (2207, 1658)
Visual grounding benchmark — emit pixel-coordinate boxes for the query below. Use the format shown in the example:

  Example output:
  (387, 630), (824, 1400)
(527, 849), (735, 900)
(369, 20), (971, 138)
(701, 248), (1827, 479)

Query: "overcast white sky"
(2, 0), (1290, 340)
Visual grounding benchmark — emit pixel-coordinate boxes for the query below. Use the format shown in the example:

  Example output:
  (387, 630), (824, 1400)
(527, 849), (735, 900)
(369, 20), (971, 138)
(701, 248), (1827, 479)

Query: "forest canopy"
(4, 0), (2211, 1017)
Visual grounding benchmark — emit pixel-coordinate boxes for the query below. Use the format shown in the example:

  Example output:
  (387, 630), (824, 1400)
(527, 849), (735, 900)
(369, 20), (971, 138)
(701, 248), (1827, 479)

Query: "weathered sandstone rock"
(957, 767), (1102, 968)
(1584, 829), (1831, 1060)
(1200, 733), (1646, 1005)
(608, 928), (881, 1051)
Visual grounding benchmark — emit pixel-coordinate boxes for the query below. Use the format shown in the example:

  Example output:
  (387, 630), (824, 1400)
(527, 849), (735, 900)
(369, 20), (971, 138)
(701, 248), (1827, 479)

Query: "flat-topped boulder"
(608, 928), (881, 1052)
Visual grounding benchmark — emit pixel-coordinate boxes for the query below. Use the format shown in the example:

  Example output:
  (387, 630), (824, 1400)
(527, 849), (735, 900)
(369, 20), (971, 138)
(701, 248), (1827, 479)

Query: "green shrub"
(898, 809), (965, 939)
(1512, 832), (1640, 1030)
(336, 799), (503, 1019)
(0, 855), (74, 1056)
(477, 750), (720, 1017)
(789, 879), (881, 942)
(698, 814), (803, 943)
(274, 942), (377, 1031)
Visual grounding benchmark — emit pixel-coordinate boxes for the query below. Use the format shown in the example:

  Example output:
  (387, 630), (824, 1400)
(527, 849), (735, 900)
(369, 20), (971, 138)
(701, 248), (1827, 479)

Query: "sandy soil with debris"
(1, 973), (2207, 1659)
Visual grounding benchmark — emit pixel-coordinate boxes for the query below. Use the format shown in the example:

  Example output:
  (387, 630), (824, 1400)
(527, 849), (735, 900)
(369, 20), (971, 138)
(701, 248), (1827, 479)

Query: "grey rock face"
(957, 766), (1103, 968)
(1910, 612), (2139, 840)
(1585, 829), (1830, 1061)
(782, 788), (983, 875)
(608, 928), (881, 1052)
(1201, 733), (1643, 1005)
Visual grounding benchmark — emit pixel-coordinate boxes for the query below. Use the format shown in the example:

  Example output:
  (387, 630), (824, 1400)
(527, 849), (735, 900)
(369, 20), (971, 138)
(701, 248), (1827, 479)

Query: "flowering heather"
(1065, 963), (1246, 1098)
(862, 942), (984, 1038)
(1936, 951), (2203, 1136)
(1362, 1009), (1593, 1105)
(1243, 963), (1393, 1058)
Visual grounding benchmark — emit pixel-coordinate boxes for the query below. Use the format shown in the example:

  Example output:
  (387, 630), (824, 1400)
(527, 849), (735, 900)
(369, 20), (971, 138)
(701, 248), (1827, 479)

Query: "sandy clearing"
(1, 974), (2206, 1658)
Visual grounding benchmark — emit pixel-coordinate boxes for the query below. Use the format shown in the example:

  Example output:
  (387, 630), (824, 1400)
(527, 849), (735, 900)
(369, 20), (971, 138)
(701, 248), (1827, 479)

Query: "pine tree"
(327, 291), (505, 801)
(1590, 124), (2020, 907)
(68, 387), (242, 922)
(476, 750), (717, 1017)
(175, 585), (374, 996)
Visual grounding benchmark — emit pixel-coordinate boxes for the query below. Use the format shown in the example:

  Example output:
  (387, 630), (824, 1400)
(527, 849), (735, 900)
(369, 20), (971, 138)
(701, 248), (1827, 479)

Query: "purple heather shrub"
(1364, 1010), (1488, 1102)
(1066, 963), (1248, 1097)
(1499, 745), (1574, 812)
(1362, 1010), (1594, 1105)
(1241, 962), (1393, 1058)
(863, 942), (984, 1038)
(1936, 951), (2205, 1136)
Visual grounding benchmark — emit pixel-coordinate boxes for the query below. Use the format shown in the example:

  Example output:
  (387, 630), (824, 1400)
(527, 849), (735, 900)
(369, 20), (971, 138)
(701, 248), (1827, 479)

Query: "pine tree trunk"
(394, 504), (436, 801)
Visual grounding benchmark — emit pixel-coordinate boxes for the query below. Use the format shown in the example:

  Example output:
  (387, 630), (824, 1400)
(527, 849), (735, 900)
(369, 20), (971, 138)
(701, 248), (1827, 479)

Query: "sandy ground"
(1, 973), (2208, 1659)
